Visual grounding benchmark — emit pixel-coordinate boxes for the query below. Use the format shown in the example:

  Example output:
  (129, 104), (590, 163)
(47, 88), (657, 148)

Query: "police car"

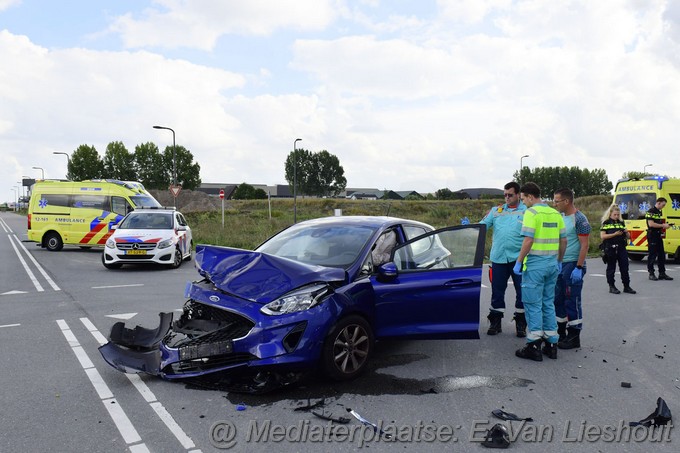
(102, 208), (192, 269)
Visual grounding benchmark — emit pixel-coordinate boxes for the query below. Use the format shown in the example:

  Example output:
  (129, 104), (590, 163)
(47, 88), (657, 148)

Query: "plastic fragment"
(621, 382), (631, 388)
(311, 409), (350, 424)
(491, 409), (533, 422)
(236, 403), (247, 411)
(347, 408), (391, 439)
(629, 397), (672, 427)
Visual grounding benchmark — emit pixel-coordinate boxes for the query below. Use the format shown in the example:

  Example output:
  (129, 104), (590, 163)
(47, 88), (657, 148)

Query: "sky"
(3, 0), (680, 203)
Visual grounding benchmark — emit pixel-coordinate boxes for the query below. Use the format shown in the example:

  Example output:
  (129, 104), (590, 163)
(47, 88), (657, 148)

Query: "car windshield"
(119, 213), (173, 230)
(130, 195), (162, 208)
(256, 224), (377, 268)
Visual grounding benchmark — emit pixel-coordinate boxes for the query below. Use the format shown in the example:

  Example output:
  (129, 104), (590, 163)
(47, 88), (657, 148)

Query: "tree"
(162, 145), (201, 190)
(233, 183), (267, 200)
(284, 148), (347, 197)
(513, 166), (613, 197)
(103, 141), (137, 180)
(134, 142), (168, 189)
(435, 188), (455, 200)
(69, 144), (104, 181)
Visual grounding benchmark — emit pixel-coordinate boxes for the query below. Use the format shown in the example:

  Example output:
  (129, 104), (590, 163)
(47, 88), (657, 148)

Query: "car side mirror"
(110, 224), (118, 230)
(177, 225), (187, 231)
(377, 262), (398, 282)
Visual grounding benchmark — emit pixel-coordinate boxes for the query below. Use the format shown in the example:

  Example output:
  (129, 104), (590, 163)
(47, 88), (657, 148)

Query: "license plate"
(179, 340), (233, 360)
(126, 249), (147, 255)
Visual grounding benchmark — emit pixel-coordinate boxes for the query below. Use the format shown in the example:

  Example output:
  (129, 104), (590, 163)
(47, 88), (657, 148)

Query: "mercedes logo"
(132, 243), (139, 250)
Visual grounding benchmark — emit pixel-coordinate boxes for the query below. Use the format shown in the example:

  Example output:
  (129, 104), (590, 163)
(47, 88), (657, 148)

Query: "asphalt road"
(1, 211), (678, 452)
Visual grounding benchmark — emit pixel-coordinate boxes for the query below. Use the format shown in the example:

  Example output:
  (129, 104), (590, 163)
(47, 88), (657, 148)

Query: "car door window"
(393, 225), (485, 272)
(111, 196), (132, 216)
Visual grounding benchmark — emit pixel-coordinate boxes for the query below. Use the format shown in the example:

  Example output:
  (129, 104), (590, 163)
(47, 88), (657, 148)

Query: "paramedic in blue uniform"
(646, 197), (674, 281)
(553, 188), (591, 350)
(479, 182), (527, 337)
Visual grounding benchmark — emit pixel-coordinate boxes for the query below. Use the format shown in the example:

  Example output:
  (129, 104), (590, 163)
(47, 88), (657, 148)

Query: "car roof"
(130, 209), (178, 214)
(292, 215), (433, 230)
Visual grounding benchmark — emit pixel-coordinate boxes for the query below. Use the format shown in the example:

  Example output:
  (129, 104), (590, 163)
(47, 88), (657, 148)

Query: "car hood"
(112, 229), (174, 242)
(194, 244), (346, 303)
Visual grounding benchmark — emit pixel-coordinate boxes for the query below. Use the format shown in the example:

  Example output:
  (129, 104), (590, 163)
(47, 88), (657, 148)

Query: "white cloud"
(0, 0), (21, 13)
(110, 0), (339, 50)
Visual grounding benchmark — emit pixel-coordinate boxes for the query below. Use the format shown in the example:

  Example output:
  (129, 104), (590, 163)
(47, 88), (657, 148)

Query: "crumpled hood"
(194, 244), (346, 303)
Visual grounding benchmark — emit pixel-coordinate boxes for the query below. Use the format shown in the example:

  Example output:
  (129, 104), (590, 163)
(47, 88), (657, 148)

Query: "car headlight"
(260, 283), (332, 315)
(106, 238), (116, 249)
(158, 238), (173, 249)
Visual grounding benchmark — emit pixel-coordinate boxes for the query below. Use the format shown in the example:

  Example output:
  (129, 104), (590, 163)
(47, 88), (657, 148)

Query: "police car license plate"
(126, 250), (147, 255)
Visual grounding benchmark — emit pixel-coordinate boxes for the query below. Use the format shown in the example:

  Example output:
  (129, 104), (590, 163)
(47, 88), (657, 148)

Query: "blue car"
(99, 216), (486, 383)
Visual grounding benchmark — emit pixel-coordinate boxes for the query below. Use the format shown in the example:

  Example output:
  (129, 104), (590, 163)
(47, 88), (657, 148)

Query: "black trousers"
(647, 234), (666, 274)
(606, 245), (630, 286)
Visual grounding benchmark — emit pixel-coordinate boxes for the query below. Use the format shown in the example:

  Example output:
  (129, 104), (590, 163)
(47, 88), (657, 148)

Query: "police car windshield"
(120, 213), (173, 230)
(130, 195), (161, 208)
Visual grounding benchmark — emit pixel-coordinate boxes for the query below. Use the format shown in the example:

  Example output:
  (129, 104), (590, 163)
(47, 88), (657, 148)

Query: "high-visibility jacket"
(521, 204), (566, 260)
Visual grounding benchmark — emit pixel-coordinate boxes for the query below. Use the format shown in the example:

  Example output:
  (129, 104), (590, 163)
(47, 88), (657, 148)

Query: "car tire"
(44, 232), (63, 251)
(184, 241), (193, 262)
(101, 253), (122, 269)
(322, 315), (374, 381)
(170, 247), (183, 269)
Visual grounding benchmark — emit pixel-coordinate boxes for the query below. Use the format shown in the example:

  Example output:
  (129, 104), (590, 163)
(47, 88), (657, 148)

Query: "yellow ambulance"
(28, 180), (161, 251)
(613, 175), (680, 261)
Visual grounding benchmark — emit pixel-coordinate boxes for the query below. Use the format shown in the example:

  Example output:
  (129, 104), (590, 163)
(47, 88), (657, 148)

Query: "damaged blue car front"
(99, 216), (486, 383)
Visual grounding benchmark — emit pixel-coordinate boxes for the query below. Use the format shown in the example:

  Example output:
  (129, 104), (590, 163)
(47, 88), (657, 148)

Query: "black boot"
(609, 285), (621, 294)
(659, 273), (674, 281)
(558, 327), (581, 349)
(623, 285), (636, 294)
(515, 340), (543, 361)
(512, 312), (526, 338)
(557, 322), (567, 343)
(542, 340), (557, 360)
(486, 312), (503, 335)
(649, 273), (658, 281)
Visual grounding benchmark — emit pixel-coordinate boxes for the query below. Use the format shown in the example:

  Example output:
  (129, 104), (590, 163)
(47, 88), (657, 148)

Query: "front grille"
(164, 353), (256, 375)
(117, 242), (158, 250)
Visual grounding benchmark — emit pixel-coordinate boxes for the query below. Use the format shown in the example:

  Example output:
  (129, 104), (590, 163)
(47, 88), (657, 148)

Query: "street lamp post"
(11, 188), (17, 212)
(644, 163), (653, 175)
(293, 138), (302, 224)
(520, 154), (529, 171)
(153, 126), (177, 187)
(32, 166), (45, 180)
(53, 152), (71, 179)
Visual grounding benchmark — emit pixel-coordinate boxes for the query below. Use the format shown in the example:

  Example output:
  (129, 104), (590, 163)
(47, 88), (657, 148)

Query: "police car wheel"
(44, 232), (63, 251)
(101, 253), (122, 269)
(170, 248), (183, 269)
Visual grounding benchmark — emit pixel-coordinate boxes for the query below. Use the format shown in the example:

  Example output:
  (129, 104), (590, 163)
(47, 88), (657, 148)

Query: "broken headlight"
(260, 283), (332, 315)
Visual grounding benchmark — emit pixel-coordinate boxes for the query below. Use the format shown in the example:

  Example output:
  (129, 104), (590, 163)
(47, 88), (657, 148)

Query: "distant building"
(453, 188), (503, 199)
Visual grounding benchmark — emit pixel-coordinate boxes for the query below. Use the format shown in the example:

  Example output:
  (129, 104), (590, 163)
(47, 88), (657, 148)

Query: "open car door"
(372, 224), (486, 339)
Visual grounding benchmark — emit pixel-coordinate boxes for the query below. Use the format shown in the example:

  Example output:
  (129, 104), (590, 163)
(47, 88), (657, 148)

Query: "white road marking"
(56, 319), (148, 450)
(6, 234), (43, 292)
(1, 290), (28, 295)
(79, 317), (200, 452)
(0, 323), (21, 328)
(92, 284), (144, 289)
(105, 313), (138, 320)
(11, 235), (60, 291)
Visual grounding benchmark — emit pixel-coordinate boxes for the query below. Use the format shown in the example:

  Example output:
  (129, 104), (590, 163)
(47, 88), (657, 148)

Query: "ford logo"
(209, 295), (220, 302)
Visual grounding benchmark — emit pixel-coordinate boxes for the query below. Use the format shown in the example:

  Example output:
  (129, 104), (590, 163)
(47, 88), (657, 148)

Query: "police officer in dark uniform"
(646, 197), (674, 281)
(600, 205), (635, 294)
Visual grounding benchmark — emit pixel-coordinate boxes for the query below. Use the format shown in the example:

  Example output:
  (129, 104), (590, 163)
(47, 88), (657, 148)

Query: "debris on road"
(629, 397), (672, 427)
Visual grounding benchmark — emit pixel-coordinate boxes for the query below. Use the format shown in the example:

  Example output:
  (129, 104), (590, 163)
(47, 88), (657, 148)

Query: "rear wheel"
(44, 232), (63, 251)
(322, 315), (373, 381)
(170, 247), (183, 269)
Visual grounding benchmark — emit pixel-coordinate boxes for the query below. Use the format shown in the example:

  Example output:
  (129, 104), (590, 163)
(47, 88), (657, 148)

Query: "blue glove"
(513, 261), (522, 275)
(570, 267), (583, 283)
(557, 262), (563, 273)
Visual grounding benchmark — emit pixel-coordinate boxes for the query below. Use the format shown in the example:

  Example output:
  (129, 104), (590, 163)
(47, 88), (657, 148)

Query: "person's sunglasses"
(504, 193), (516, 198)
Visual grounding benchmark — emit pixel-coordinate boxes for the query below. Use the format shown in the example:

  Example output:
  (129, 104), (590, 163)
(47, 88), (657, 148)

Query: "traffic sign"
(219, 189), (225, 199)
(169, 185), (182, 197)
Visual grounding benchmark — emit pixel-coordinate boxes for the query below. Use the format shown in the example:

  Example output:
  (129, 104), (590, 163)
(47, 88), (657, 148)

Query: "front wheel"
(44, 232), (63, 251)
(101, 253), (122, 269)
(170, 247), (183, 269)
(322, 315), (374, 381)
